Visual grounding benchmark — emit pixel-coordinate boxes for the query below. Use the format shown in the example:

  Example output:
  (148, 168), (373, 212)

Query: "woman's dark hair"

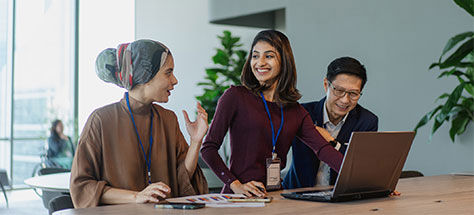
(50, 119), (62, 142)
(241, 30), (301, 105)
(327, 57), (367, 90)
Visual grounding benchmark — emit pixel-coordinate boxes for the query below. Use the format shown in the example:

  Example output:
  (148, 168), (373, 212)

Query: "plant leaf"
(430, 83), (466, 138)
(435, 93), (450, 102)
(439, 38), (474, 69)
(437, 68), (465, 79)
(414, 105), (443, 134)
(454, 0), (474, 17)
(212, 49), (230, 66)
(440, 31), (474, 59)
(449, 111), (470, 142)
(467, 67), (474, 82)
(440, 83), (466, 117)
(205, 69), (219, 83)
(429, 62), (440, 69)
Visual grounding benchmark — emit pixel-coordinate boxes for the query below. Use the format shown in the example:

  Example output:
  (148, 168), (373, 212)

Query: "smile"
(336, 103), (349, 110)
(256, 68), (270, 75)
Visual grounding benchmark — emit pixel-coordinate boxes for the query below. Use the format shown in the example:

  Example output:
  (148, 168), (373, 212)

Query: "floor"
(0, 189), (48, 215)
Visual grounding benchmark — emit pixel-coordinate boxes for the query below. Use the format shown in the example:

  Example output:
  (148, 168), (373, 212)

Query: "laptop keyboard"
(301, 190), (333, 197)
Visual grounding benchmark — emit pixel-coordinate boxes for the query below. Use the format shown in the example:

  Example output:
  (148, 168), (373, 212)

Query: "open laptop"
(281, 131), (415, 202)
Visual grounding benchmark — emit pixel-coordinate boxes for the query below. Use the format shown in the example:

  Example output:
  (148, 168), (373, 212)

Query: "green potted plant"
(195, 31), (248, 191)
(414, 0), (473, 142)
(196, 30), (248, 123)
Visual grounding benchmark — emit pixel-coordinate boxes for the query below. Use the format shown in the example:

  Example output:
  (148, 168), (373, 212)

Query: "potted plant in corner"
(414, 0), (473, 142)
(196, 30), (248, 123)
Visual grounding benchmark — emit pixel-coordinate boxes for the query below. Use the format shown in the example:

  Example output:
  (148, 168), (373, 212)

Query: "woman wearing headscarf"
(70, 39), (208, 208)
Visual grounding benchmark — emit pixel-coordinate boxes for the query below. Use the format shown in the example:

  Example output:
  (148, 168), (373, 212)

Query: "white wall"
(135, 0), (261, 142)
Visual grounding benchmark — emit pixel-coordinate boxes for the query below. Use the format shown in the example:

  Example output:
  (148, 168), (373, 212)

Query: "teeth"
(337, 104), (348, 109)
(257, 69), (269, 73)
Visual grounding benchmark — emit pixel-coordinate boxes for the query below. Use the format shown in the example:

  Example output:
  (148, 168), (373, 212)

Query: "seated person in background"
(283, 57), (378, 189)
(70, 39), (208, 208)
(46, 119), (75, 169)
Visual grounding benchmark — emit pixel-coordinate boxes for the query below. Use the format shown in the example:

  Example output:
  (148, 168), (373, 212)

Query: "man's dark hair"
(241, 30), (301, 105)
(327, 57), (367, 90)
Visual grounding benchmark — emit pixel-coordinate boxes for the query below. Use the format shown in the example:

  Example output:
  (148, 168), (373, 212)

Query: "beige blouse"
(70, 94), (208, 208)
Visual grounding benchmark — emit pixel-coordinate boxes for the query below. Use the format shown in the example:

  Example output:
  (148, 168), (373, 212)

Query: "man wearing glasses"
(283, 57), (378, 189)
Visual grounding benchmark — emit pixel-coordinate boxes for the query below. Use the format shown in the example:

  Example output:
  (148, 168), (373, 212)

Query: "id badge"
(266, 154), (281, 191)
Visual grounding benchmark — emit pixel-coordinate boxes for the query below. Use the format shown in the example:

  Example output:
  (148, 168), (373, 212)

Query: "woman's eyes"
(252, 54), (274, 59)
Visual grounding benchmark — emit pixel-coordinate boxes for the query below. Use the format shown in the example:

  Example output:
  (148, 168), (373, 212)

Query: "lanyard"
(125, 92), (154, 184)
(260, 92), (284, 158)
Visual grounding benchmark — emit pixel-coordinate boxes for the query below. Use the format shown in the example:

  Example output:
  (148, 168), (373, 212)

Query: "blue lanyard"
(260, 92), (284, 156)
(125, 92), (154, 184)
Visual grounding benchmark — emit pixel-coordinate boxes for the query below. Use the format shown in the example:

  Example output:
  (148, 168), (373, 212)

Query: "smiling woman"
(201, 30), (344, 197)
(70, 39), (209, 208)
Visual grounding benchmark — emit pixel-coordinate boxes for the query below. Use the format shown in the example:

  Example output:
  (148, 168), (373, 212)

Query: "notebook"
(281, 131), (415, 202)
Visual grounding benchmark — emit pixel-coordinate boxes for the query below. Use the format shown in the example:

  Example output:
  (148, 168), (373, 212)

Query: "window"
(0, 0), (134, 188)
(0, 0), (12, 177)
(12, 0), (75, 186)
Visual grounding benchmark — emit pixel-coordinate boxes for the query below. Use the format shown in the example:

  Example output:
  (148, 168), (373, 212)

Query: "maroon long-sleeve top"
(201, 86), (343, 193)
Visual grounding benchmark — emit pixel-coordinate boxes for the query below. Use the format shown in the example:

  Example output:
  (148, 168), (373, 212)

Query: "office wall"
(136, 0), (474, 176)
(285, 0), (474, 176)
(134, 0), (261, 141)
(209, 0), (474, 176)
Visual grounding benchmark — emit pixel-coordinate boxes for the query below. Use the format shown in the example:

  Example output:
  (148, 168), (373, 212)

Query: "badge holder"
(266, 153), (281, 191)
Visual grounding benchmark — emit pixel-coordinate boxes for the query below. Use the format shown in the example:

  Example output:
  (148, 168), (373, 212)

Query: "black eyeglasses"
(328, 81), (362, 100)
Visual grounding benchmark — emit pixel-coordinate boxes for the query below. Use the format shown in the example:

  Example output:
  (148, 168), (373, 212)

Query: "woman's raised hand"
(134, 182), (171, 203)
(183, 102), (209, 144)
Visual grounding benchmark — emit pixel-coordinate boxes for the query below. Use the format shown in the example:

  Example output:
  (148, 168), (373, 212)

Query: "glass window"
(0, 0), (12, 173)
(12, 0), (75, 186)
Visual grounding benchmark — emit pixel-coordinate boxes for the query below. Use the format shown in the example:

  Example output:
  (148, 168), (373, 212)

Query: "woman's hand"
(390, 190), (401, 196)
(134, 182), (171, 203)
(314, 125), (335, 142)
(230, 180), (267, 197)
(183, 102), (209, 144)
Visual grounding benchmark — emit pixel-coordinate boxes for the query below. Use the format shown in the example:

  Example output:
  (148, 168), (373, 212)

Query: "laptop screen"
(332, 131), (415, 197)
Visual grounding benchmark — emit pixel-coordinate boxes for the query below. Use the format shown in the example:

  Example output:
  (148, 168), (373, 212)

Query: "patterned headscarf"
(95, 39), (170, 90)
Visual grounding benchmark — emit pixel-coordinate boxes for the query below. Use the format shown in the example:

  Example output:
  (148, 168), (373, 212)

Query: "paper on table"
(166, 194), (266, 208)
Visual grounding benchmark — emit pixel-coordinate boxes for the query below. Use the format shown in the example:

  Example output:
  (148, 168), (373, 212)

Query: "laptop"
(281, 131), (415, 202)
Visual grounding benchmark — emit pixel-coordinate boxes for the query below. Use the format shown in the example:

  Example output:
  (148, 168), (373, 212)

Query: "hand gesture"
(183, 102), (208, 144)
(135, 182), (171, 203)
(230, 180), (267, 197)
(314, 125), (335, 142)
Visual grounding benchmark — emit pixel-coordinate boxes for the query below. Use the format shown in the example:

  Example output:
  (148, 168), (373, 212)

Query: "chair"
(48, 195), (74, 215)
(400, 170), (424, 178)
(0, 169), (9, 207)
(37, 167), (70, 210)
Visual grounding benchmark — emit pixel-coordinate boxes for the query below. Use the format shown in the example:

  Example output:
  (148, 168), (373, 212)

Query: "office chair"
(38, 167), (70, 210)
(400, 170), (424, 178)
(48, 195), (74, 215)
(0, 169), (9, 207)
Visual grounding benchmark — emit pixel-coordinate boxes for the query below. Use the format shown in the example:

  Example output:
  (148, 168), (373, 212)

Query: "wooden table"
(24, 172), (70, 193)
(53, 174), (474, 215)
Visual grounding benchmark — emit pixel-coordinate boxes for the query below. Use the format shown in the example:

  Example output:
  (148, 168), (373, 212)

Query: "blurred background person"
(46, 119), (75, 169)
